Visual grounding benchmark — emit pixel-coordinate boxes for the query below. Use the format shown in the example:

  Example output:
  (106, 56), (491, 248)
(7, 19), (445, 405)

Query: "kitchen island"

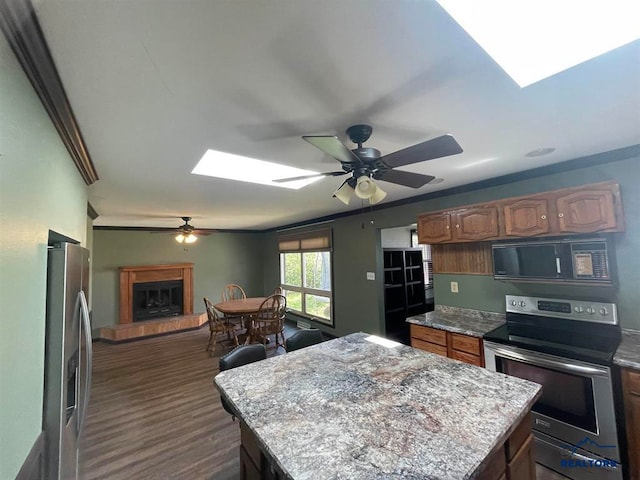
(214, 332), (541, 480)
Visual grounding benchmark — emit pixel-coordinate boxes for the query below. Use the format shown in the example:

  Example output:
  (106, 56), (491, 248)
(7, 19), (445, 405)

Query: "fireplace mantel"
(119, 263), (194, 324)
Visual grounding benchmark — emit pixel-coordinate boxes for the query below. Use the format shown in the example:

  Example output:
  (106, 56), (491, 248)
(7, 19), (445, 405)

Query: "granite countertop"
(614, 329), (640, 370)
(214, 332), (541, 480)
(406, 305), (506, 338)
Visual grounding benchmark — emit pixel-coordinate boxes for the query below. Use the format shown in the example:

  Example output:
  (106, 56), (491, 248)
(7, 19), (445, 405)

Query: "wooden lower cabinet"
(240, 446), (261, 480)
(478, 415), (536, 480)
(240, 422), (283, 480)
(410, 324), (485, 367)
(622, 367), (640, 480)
(505, 434), (535, 480)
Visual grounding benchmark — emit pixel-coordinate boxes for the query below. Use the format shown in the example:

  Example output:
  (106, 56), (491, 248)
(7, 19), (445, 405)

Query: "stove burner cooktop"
(484, 295), (621, 366)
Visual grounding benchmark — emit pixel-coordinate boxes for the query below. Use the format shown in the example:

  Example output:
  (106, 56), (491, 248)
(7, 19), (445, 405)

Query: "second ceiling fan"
(276, 124), (463, 205)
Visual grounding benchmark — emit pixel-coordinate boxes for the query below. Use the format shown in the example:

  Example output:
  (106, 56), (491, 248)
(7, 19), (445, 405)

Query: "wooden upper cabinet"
(502, 198), (550, 237)
(453, 206), (499, 241)
(417, 181), (624, 244)
(418, 212), (453, 243)
(555, 185), (621, 233)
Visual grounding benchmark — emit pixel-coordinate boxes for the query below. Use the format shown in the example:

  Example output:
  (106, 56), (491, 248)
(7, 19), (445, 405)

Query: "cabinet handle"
(455, 224), (460, 228)
(541, 215), (547, 220)
(446, 225), (450, 229)
(558, 212), (564, 218)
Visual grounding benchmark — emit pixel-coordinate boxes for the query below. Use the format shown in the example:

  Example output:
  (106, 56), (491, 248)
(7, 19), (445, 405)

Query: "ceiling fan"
(170, 217), (212, 244)
(275, 124), (463, 205)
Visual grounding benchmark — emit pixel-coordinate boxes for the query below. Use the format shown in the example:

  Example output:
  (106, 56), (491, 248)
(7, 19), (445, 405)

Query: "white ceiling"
(33, 0), (640, 230)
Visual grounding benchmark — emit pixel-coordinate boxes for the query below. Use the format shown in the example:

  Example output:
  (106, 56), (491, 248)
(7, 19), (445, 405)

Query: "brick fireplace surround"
(99, 263), (207, 342)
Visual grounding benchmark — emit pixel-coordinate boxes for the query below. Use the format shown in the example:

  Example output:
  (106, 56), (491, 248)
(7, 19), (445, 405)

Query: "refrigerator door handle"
(78, 291), (92, 435)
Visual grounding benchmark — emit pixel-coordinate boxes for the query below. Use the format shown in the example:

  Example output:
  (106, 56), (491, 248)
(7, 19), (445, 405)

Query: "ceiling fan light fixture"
(333, 182), (355, 205)
(184, 233), (197, 244)
(354, 176), (377, 200)
(369, 185), (387, 205)
(175, 233), (185, 243)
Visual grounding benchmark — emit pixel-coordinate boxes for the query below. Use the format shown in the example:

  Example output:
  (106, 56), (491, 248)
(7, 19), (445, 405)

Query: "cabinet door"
(555, 187), (619, 233)
(418, 213), (453, 243)
(627, 395), (640, 480)
(453, 207), (499, 241)
(506, 434), (535, 480)
(502, 198), (550, 237)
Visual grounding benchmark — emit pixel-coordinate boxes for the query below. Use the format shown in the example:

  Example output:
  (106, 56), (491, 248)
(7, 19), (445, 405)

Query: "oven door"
(484, 341), (620, 463)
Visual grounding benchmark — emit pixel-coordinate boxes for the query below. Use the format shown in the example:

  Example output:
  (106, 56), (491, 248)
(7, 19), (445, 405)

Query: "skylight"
(436, 0), (640, 87)
(192, 149), (322, 189)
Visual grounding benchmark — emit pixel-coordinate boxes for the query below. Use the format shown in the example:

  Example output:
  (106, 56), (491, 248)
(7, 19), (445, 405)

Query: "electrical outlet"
(450, 281), (459, 293)
(366, 272), (375, 281)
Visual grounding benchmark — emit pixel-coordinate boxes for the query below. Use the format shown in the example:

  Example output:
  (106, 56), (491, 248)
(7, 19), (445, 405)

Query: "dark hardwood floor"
(80, 324), (567, 479)
(79, 325), (293, 479)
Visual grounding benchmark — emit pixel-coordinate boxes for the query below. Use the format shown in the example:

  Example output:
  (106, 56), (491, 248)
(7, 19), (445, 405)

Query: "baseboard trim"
(15, 431), (44, 480)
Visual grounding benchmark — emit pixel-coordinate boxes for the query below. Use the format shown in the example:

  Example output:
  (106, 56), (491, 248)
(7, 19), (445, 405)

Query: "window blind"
(278, 228), (332, 252)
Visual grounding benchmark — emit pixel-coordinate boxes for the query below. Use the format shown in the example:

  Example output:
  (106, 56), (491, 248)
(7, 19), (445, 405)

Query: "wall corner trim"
(0, 0), (99, 185)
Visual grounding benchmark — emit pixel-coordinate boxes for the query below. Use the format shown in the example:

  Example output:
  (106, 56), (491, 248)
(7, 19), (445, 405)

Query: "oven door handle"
(487, 345), (609, 376)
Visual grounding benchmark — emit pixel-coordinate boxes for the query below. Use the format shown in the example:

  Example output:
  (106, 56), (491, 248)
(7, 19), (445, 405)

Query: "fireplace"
(132, 280), (183, 321)
(119, 263), (194, 324)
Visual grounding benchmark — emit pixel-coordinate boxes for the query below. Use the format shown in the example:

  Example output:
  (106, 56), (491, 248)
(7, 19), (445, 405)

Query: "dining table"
(214, 297), (268, 318)
(214, 297), (269, 344)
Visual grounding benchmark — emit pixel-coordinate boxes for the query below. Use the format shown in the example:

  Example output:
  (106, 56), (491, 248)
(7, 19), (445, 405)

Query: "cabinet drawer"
(410, 324), (447, 346)
(451, 333), (482, 355)
(624, 368), (640, 396)
(412, 338), (448, 357)
(451, 349), (483, 367)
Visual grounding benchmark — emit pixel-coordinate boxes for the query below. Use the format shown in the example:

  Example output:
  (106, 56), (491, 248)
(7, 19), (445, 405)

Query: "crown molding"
(0, 0), (98, 185)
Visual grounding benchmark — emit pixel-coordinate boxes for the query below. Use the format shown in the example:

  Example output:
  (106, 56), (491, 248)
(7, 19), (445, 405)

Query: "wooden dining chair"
(204, 297), (239, 356)
(221, 284), (247, 302)
(220, 284), (247, 330)
(248, 294), (287, 350)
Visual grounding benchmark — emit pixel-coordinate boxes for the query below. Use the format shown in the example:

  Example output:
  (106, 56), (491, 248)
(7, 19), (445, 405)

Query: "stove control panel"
(506, 295), (618, 325)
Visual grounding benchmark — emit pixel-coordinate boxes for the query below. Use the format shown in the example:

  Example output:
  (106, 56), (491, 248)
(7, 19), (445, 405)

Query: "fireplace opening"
(132, 280), (183, 322)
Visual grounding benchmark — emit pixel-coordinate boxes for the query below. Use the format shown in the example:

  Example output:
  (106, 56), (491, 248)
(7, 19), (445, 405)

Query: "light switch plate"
(450, 281), (459, 293)
(366, 272), (375, 281)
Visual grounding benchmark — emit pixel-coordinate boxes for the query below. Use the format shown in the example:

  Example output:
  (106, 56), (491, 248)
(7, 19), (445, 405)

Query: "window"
(279, 228), (333, 326)
(411, 230), (433, 288)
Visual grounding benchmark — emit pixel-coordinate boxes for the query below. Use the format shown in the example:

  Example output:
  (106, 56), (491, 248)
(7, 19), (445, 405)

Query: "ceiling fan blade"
(374, 169), (435, 188)
(273, 171), (347, 183)
(381, 134), (463, 169)
(302, 136), (363, 164)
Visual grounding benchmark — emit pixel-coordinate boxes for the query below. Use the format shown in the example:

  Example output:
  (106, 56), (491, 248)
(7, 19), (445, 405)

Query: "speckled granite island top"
(406, 305), (506, 338)
(614, 329), (640, 370)
(214, 332), (541, 480)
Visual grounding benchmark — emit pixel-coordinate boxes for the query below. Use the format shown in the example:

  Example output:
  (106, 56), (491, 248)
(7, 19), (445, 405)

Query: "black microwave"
(492, 238), (613, 284)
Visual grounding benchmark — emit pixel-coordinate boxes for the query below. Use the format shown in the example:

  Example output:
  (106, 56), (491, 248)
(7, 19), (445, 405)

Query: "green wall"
(91, 230), (266, 331)
(0, 36), (88, 478)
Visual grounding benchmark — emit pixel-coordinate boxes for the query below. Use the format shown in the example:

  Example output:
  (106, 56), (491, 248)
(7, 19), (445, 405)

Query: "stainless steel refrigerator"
(44, 242), (92, 480)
